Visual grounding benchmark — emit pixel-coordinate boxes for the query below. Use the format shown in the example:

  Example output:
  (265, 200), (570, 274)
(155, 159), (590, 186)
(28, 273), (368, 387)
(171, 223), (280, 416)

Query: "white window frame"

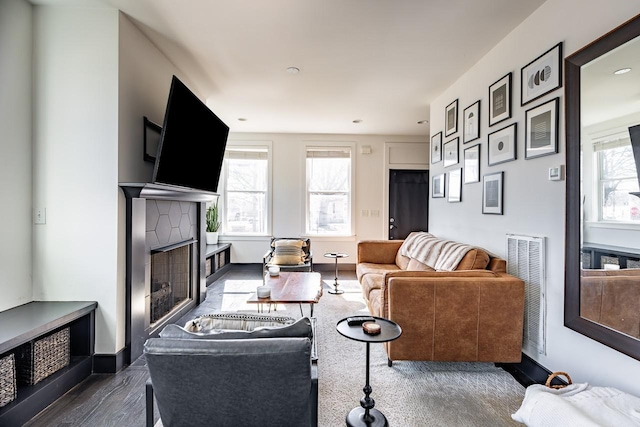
(303, 142), (356, 237)
(219, 141), (272, 236)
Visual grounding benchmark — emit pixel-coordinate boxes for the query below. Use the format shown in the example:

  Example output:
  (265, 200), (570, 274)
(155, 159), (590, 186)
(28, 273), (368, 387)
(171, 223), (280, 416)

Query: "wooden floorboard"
(22, 265), (351, 426)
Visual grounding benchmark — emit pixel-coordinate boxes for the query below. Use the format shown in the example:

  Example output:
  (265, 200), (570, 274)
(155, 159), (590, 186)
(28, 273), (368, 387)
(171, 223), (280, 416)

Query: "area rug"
(188, 276), (526, 426)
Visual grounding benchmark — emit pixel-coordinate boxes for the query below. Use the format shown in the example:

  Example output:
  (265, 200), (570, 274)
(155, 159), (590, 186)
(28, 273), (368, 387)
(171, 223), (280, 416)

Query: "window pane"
(226, 191), (266, 233)
(600, 145), (637, 180)
(308, 193), (349, 234)
(227, 159), (267, 191)
(307, 158), (350, 192)
(601, 178), (640, 221)
(598, 145), (640, 221)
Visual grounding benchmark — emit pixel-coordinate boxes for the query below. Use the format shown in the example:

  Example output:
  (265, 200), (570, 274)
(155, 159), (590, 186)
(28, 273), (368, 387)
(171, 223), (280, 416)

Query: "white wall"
(221, 133), (427, 263)
(32, 5), (120, 354)
(429, 0), (640, 394)
(0, 0), (33, 312)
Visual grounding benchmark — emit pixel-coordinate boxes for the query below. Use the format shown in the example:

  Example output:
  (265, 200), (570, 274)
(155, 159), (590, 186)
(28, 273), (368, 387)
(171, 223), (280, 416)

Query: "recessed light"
(238, 118), (248, 122)
(352, 119), (363, 124)
(417, 120), (429, 124)
(286, 67), (300, 74)
(614, 68), (631, 75)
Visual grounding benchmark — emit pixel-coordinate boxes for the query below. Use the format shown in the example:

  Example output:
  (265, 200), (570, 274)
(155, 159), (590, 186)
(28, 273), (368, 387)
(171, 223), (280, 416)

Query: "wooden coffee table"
(246, 272), (323, 317)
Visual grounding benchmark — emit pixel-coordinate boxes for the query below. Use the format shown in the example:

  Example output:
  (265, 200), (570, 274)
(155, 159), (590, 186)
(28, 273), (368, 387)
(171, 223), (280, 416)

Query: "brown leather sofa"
(580, 268), (640, 339)
(356, 234), (525, 364)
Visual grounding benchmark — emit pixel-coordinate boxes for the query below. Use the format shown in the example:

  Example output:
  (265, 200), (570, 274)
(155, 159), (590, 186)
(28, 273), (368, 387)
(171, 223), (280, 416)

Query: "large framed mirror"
(565, 14), (640, 360)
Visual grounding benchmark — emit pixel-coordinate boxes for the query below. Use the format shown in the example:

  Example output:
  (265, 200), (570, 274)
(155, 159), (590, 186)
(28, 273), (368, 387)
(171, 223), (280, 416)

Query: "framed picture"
(443, 137), (459, 168)
(525, 97), (559, 159)
(431, 132), (443, 164)
(447, 169), (462, 203)
(432, 173), (446, 198)
(489, 73), (512, 127)
(482, 171), (503, 215)
(488, 123), (517, 166)
(144, 116), (162, 163)
(464, 144), (481, 184)
(521, 42), (563, 106)
(445, 99), (458, 136)
(463, 100), (480, 143)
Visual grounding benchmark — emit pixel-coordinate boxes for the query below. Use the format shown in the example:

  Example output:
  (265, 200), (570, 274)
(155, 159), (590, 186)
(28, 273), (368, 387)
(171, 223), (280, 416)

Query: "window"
(595, 136), (640, 222)
(305, 146), (353, 235)
(222, 146), (269, 234)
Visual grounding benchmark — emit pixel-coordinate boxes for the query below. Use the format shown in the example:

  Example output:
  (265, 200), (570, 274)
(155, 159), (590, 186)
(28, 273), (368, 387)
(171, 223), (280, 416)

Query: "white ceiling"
(97, 1), (546, 135)
(581, 34), (640, 128)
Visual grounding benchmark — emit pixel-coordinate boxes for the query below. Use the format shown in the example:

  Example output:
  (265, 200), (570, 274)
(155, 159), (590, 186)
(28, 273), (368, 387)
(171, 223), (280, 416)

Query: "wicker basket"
(545, 371), (572, 389)
(16, 328), (70, 386)
(0, 353), (17, 408)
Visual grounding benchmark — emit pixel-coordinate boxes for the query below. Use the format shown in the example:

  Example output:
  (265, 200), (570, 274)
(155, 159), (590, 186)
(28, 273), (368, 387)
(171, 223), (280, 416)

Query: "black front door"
(389, 169), (429, 240)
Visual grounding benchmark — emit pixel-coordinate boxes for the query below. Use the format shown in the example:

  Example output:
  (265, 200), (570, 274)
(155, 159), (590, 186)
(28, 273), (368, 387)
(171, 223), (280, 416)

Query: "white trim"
(585, 221), (640, 230)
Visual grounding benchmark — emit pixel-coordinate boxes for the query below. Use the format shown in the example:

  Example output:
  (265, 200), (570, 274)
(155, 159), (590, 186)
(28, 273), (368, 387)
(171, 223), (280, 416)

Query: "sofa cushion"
(361, 273), (384, 301)
(407, 258), (435, 271)
(271, 239), (306, 265)
(356, 262), (400, 281)
(455, 248), (490, 270)
(395, 251), (410, 270)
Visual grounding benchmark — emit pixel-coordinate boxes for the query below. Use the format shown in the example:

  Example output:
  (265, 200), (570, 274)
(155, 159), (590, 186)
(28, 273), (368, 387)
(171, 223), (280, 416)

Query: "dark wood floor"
(24, 265), (351, 427)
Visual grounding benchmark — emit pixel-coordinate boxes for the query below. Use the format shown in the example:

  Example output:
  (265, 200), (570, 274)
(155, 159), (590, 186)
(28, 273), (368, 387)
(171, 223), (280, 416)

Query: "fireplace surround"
(120, 183), (217, 364)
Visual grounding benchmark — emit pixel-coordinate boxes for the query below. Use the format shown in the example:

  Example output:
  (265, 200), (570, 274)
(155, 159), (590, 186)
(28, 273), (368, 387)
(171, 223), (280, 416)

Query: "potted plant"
(205, 200), (221, 245)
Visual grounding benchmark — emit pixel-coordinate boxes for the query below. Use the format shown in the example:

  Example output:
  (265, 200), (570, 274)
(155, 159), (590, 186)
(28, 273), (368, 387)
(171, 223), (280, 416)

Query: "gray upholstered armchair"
(144, 316), (318, 427)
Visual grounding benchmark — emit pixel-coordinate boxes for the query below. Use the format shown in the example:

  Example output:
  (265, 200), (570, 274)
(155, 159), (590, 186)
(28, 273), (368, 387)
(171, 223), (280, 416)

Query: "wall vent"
(506, 234), (546, 355)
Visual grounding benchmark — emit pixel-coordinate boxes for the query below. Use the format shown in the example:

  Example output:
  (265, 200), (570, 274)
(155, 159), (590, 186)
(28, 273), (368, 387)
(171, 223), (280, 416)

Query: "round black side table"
(336, 316), (402, 427)
(324, 252), (349, 294)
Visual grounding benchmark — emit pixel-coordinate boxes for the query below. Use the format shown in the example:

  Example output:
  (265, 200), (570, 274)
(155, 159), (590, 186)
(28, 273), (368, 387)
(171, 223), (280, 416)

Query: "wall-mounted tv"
(152, 75), (229, 194)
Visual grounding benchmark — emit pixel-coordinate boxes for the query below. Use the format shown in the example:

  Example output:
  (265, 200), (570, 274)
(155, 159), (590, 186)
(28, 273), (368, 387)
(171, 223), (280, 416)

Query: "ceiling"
(63, 0), (548, 135)
(581, 34), (640, 128)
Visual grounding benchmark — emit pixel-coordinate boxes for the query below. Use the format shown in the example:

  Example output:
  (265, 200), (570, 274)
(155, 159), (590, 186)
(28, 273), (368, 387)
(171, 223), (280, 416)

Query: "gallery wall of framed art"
(428, 40), (564, 216)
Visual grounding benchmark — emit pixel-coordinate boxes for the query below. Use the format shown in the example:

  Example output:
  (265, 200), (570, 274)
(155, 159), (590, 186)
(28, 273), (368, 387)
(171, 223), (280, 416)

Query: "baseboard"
(497, 353), (568, 388)
(93, 349), (126, 374)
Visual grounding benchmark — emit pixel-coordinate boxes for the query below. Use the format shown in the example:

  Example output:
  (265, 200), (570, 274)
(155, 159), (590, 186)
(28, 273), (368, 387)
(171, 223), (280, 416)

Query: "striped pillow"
(271, 239), (305, 265)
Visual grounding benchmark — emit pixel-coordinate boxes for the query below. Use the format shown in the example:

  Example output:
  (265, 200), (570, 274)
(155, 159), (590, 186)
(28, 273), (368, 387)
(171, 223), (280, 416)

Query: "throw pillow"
(183, 312), (296, 332)
(161, 317), (312, 341)
(271, 239), (305, 265)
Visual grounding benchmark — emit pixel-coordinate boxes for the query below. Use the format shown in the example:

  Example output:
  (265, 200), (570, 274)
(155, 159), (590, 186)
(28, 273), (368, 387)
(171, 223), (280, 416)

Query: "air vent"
(506, 234), (546, 355)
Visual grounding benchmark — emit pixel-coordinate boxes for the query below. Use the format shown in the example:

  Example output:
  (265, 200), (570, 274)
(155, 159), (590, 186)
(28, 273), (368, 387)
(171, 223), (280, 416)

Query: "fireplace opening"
(150, 240), (194, 326)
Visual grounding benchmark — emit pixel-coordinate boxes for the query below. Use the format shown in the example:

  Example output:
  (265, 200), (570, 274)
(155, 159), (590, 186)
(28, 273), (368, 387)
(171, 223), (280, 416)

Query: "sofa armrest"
(383, 269), (499, 280)
(357, 240), (404, 264)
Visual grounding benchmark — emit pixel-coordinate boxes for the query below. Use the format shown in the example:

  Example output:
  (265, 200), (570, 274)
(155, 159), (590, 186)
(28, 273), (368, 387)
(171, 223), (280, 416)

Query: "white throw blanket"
(399, 232), (475, 271)
(512, 383), (640, 427)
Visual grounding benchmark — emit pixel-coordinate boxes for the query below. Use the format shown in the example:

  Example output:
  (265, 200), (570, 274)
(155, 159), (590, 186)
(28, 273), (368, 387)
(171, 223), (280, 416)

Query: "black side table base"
(346, 407), (388, 427)
(328, 287), (344, 295)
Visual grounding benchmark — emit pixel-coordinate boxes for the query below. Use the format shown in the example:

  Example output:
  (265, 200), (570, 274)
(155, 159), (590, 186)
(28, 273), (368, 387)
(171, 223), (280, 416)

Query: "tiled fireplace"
(121, 183), (215, 363)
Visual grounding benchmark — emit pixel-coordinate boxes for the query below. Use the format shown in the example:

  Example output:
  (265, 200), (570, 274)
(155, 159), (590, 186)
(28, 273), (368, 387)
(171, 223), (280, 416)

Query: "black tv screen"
(152, 75), (229, 193)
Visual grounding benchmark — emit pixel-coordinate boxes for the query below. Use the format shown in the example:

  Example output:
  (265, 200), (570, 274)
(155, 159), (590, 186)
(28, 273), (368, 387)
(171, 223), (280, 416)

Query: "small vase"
(205, 232), (219, 245)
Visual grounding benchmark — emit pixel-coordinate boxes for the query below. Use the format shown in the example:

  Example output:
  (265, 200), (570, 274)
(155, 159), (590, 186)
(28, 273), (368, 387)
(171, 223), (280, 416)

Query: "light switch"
(35, 208), (46, 224)
(361, 210), (369, 217)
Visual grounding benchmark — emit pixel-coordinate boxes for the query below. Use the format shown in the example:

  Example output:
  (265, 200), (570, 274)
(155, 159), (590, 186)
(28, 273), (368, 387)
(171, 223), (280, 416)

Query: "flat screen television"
(152, 75), (229, 193)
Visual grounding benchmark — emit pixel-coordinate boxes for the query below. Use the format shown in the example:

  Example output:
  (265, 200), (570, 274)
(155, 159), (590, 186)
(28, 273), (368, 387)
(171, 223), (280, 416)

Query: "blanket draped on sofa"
(399, 232), (475, 271)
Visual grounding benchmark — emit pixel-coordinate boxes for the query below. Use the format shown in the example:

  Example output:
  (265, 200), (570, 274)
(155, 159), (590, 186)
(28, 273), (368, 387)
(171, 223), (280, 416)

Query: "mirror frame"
(565, 13), (640, 360)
